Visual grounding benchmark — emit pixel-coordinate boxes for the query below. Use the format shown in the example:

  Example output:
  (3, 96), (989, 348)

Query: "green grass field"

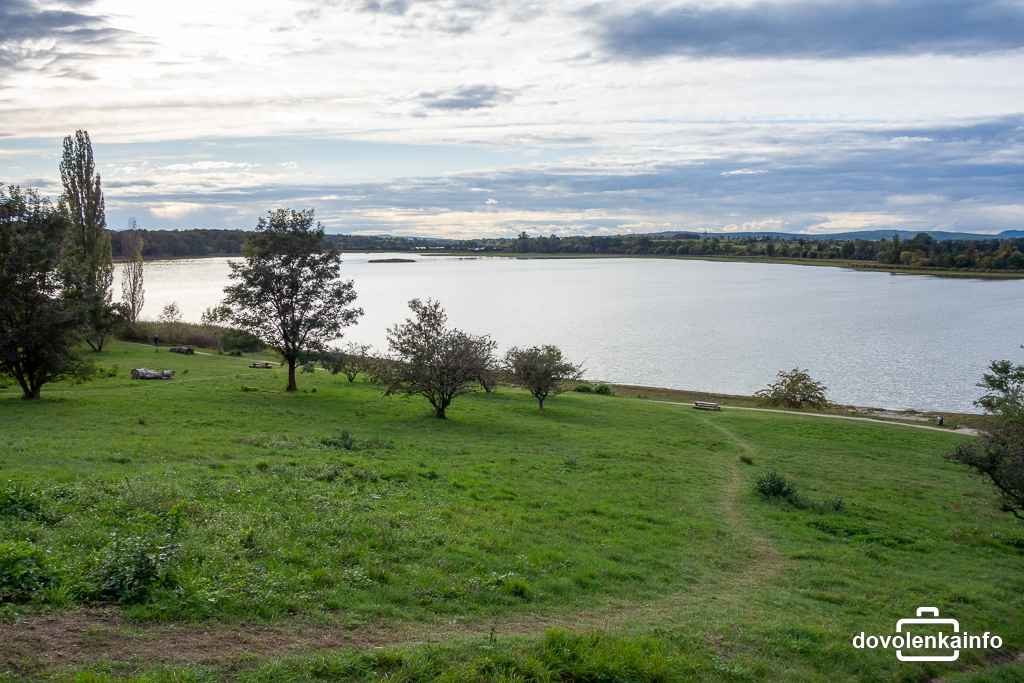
(1, 342), (1022, 682)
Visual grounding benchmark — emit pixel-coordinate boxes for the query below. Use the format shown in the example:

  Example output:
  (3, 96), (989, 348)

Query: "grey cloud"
(324, 0), (543, 35)
(100, 116), (1024, 235)
(358, 0), (413, 16)
(591, 0), (1024, 60)
(417, 84), (516, 111)
(0, 0), (138, 82)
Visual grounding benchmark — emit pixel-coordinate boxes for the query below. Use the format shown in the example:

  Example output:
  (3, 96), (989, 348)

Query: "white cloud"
(148, 202), (206, 219)
(720, 168), (767, 176)
(1, 2), (1021, 235)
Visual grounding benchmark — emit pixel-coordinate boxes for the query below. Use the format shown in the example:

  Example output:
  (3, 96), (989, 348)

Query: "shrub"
(118, 320), (264, 353)
(0, 482), (46, 521)
(756, 471), (797, 500)
(91, 534), (180, 604)
(0, 541), (53, 602)
(755, 472), (845, 512)
(574, 384), (594, 393)
(219, 327), (264, 353)
(594, 384), (613, 396)
(823, 497), (845, 513)
(755, 368), (829, 409)
(322, 430), (355, 451)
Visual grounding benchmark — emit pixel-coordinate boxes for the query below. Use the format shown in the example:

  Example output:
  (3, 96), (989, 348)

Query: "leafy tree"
(477, 363), (499, 394)
(157, 302), (183, 343)
(320, 341), (373, 382)
(504, 344), (583, 410)
(59, 130), (115, 351)
(200, 304), (231, 327)
(221, 209), (362, 391)
(948, 359), (1024, 520)
(755, 368), (830, 409)
(119, 220), (145, 326)
(0, 186), (87, 399)
(159, 302), (182, 325)
(384, 298), (496, 418)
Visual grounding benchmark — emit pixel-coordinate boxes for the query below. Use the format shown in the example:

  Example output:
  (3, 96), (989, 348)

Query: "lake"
(114, 254), (1024, 412)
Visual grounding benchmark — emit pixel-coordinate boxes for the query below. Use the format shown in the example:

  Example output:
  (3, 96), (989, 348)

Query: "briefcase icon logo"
(895, 607), (959, 662)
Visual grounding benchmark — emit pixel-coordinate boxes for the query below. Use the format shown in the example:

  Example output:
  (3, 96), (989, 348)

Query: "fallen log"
(131, 368), (175, 380)
(248, 362), (276, 369)
(169, 346), (194, 355)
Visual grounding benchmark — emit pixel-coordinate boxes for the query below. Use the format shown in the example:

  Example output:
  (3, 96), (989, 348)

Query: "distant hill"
(650, 229), (1022, 242)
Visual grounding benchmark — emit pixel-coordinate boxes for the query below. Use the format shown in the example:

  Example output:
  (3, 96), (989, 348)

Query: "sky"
(1, 0), (1023, 237)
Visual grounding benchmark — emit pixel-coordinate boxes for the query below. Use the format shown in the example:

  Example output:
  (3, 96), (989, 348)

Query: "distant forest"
(480, 232), (1024, 270)
(109, 229), (451, 260)
(111, 228), (1024, 271)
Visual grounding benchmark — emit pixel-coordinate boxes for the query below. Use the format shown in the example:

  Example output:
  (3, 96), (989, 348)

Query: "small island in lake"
(368, 258), (417, 263)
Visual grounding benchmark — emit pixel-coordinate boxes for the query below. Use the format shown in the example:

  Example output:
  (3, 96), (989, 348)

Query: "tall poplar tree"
(120, 219), (145, 326)
(59, 130), (115, 351)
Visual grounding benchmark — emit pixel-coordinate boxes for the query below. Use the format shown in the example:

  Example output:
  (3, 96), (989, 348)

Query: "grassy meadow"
(0, 342), (1022, 681)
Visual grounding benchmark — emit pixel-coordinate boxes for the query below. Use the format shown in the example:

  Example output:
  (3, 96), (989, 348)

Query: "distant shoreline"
(425, 251), (1024, 279)
(116, 251), (1024, 279)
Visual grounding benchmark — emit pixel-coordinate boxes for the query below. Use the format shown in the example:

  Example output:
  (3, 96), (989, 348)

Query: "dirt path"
(648, 400), (981, 437)
(0, 414), (785, 675)
(693, 414), (784, 591)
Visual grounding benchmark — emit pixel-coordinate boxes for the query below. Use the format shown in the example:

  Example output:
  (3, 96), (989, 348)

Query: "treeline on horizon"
(109, 229), (449, 260)
(488, 232), (1024, 271)
(111, 227), (1024, 271)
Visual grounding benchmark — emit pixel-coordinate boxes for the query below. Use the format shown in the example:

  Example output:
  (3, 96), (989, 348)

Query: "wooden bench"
(693, 401), (721, 411)
(248, 362), (276, 369)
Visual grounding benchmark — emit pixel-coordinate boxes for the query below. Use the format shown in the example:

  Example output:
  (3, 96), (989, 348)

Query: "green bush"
(755, 472), (845, 513)
(594, 384), (613, 396)
(755, 471), (797, 500)
(91, 534), (180, 604)
(220, 328), (264, 354)
(0, 541), (53, 602)
(0, 482), (46, 521)
(321, 430), (355, 451)
(574, 384), (594, 393)
(755, 368), (829, 409)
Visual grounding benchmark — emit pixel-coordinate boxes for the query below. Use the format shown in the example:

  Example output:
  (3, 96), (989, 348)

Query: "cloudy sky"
(1, 0), (1023, 236)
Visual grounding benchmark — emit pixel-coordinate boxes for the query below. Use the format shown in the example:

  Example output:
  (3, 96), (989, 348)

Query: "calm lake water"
(114, 254), (1024, 412)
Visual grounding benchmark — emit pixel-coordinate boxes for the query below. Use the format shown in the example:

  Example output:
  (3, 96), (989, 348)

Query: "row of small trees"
(210, 209), (582, 417)
(380, 298), (582, 417)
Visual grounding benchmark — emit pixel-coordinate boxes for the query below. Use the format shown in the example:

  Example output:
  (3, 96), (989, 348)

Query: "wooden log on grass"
(131, 368), (175, 378)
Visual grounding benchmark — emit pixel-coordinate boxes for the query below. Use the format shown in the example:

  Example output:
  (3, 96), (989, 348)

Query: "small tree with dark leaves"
(384, 298), (496, 418)
(221, 209), (363, 392)
(321, 341), (373, 382)
(505, 345), (583, 410)
(0, 186), (87, 399)
(948, 359), (1024, 521)
(755, 368), (829, 409)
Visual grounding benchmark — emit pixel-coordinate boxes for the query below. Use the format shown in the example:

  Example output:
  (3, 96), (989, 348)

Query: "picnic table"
(693, 401), (722, 411)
